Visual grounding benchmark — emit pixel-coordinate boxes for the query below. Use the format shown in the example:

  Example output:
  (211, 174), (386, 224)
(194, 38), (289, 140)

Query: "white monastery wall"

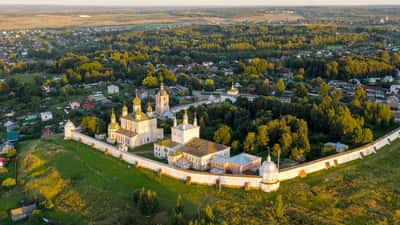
(67, 126), (400, 191)
(279, 127), (400, 181)
(69, 131), (261, 189)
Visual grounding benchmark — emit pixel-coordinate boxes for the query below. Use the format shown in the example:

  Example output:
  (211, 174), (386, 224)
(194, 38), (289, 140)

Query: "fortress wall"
(67, 126), (400, 191)
(278, 127), (400, 181)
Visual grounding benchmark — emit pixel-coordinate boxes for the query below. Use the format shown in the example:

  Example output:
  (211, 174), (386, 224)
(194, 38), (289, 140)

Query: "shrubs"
(2, 177), (16, 188)
(7, 148), (16, 158)
(0, 167), (8, 174)
(21, 154), (45, 173)
(171, 195), (185, 225)
(25, 169), (67, 201)
(133, 187), (159, 215)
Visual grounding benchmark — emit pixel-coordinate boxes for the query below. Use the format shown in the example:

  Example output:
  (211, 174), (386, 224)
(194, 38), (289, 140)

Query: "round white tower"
(260, 154), (280, 192)
(64, 120), (76, 140)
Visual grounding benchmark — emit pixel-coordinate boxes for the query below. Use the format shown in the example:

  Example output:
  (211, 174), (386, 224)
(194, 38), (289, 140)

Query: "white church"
(154, 110), (230, 171)
(107, 89), (164, 149)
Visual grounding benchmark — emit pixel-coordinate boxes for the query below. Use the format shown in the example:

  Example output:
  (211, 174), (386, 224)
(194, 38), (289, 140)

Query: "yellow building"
(107, 90), (163, 149)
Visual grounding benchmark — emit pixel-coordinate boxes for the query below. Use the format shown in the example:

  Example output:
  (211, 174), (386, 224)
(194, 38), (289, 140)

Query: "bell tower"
(156, 82), (170, 115)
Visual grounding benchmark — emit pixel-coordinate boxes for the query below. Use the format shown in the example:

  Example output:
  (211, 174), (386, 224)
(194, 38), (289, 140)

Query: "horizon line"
(1, 3), (400, 7)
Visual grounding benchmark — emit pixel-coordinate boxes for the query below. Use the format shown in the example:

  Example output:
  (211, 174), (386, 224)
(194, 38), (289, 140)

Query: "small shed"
(10, 204), (37, 222)
(324, 142), (349, 153)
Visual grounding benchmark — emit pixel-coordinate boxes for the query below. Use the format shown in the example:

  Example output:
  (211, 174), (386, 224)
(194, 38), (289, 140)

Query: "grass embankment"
(1, 136), (400, 224)
(0, 136), (214, 225)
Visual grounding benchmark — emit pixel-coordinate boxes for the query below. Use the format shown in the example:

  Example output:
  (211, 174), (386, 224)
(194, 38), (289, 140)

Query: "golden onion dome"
(133, 89), (141, 106)
(159, 82), (168, 96)
(109, 122), (120, 130)
(147, 103), (153, 112)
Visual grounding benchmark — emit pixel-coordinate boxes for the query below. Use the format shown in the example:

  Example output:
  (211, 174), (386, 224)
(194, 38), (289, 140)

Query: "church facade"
(154, 110), (230, 171)
(107, 90), (163, 149)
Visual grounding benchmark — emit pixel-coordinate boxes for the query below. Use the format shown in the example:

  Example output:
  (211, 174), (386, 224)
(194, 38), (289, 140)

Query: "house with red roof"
(0, 157), (6, 168)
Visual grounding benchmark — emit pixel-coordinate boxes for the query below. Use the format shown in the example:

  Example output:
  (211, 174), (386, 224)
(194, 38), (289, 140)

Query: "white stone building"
(154, 110), (230, 171)
(107, 90), (163, 149)
(155, 83), (170, 116)
(107, 84), (119, 95)
(69, 101), (81, 110)
(40, 112), (53, 122)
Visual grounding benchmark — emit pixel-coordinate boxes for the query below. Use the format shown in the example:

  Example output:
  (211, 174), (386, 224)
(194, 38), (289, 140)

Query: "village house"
(107, 84), (119, 95)
(69, 101), (81, 110)
(387, 96), (400, 110)
(3, 121), (16, 132)
(0, 142), (14, 155)
(89, 92), (111, 104)
(0, 157), (6, 167)
(390, 84), (400, 94)
(81, 100), (95, 110)
(40, 111), (53, 122)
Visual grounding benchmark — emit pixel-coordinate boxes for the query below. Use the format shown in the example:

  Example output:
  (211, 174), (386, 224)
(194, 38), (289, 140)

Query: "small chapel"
(107, 90), (164, 149)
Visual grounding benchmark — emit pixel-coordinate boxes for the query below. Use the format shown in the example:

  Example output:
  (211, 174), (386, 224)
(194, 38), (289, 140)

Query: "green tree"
(213, 125), (232, 145)
(157, 68), (176, 85)
(175, 195), (184, 215)
(81, 116), (104, 135)
(318, 82), (330, 97)
(351, 87), (367, 110)
(352, 127), (373, 145)
(7, 148), (16, 158)
(31, 96), (41, 113)
(0, 81), (9, 95)
(231, 140), (240, 153)
(142, 76), (159, 88)
(204, 205), (214, 223)
(133, 187), (159, 215)
(243, 132), (256, 153)
(204, 79), (215, 91)
(171, 213), (185, 225)
(2, 178), (16, 188)
(325, 61), (339, 79)
(256, 125), (269, 151)
(276, 79), (286, 95)
(191, 77), (203, 90)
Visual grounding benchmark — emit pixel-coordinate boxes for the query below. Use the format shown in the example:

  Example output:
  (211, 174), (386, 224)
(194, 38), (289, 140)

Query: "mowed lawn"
(1, 135), (400, 224)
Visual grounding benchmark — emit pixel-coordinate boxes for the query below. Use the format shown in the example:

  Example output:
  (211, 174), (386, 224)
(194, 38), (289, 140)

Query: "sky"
(0, 0), (399, 6)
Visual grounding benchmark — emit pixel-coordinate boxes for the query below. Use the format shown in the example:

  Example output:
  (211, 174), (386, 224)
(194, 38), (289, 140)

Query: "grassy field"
(0, 136), (216, 225)
(1, 135), (400, 224)
(0, 7), (302, 30)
